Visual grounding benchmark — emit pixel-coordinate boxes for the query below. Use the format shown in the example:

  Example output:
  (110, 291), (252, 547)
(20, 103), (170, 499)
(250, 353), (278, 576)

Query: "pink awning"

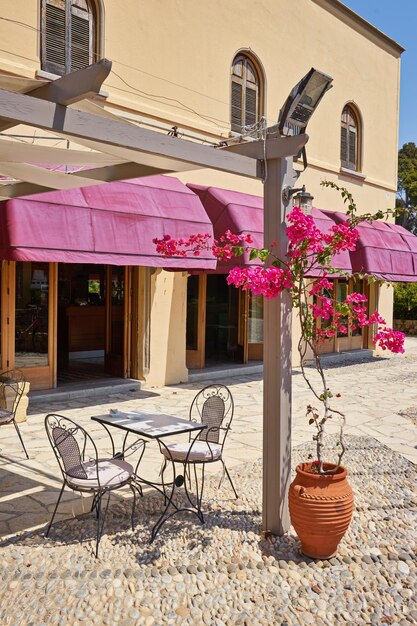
(0, 176), (216, 269)
(187, 184), (352, 275)
(327, 211), (417, 282)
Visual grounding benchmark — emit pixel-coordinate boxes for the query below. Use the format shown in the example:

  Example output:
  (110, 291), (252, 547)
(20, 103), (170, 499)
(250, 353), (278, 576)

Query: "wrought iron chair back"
(0, 369), (25, 415)
(0, 369), (29, 459)
(45, 414), (100, 488)
(190, 384), (234, 450)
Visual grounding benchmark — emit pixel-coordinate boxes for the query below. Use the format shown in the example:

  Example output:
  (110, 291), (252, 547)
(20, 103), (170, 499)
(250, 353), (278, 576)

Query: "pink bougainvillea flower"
(374, 327), (405, 353)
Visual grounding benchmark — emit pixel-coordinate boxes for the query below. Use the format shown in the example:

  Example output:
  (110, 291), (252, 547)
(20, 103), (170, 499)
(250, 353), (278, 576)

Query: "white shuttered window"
(41, 0), (95, 75)
(231, 55), (261, 133)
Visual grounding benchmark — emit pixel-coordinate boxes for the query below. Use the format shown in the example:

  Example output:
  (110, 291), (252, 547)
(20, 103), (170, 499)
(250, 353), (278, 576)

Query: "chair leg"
(221, 461), (238, 499)
(160, 459), (169, 505)
(185, 463), (192, 490)
(46, 483), (65, 537)
(90, 493), (98, 516)
(95, 490), (111, 558)
(13, 420), (29, 459)
(129, 483), (137, 530)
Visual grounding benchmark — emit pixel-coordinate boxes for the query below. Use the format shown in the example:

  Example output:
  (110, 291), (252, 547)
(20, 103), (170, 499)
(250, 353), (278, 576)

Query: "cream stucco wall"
(145, 270), (188, 386)
(0, 0), (403, 384)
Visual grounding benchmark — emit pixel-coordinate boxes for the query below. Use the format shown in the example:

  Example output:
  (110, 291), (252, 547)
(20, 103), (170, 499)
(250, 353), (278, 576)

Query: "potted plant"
(153, 183), (405, 558)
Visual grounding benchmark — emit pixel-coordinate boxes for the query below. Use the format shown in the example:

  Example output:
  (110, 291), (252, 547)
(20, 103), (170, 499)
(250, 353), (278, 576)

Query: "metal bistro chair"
(45, 414), (140, 557)
(159, 384), (238, 508)
(0, 369), (29, 459)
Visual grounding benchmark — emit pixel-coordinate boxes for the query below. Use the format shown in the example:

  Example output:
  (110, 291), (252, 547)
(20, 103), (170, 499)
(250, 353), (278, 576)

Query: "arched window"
(340, 105), (361, 171)
(41, 0), (99, 75)
(231, 54), (262, 133)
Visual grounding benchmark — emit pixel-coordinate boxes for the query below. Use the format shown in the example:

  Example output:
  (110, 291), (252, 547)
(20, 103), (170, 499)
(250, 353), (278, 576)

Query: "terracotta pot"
(289, 462), (354, 559)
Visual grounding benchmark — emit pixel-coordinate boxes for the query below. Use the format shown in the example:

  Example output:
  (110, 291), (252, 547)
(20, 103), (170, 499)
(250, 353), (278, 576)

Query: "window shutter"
(70, 5), (92, 71)
(44, 0), (66, 75)
(231, 80), (243, 131)
(340, 125), (348, 167)
(245, 86), (257, 128)
(348, 128), (357, 170)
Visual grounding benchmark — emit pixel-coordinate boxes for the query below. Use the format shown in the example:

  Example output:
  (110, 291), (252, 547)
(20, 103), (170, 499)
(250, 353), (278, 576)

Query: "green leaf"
(258, 249), (270, 262)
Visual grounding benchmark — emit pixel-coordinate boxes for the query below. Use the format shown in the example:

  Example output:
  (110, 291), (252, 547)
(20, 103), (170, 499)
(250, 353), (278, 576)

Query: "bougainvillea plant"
(154, 182), (405, 473)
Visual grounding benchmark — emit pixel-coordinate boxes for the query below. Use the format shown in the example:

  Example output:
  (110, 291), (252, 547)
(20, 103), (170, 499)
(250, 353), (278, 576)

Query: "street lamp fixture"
(278, 68), (333, 135)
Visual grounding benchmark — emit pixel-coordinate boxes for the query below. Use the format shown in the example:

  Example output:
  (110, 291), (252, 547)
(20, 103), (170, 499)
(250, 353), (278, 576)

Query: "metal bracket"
(282, 184), (306, 204)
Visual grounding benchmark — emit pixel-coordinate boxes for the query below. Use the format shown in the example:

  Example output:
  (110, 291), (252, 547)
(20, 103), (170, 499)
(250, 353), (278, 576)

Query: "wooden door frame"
(0, 260), (12, 371)
(124, 267), (132, 378)
(237, 287), (249, 363)
(186, 274), (206, 370)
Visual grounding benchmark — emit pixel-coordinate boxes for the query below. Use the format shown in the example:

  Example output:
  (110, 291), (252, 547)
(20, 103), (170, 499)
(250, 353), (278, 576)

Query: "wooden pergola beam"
(0, 162), (170, 198)
(222, 134), (308, 160)
(0, 60), (112, 133)
(0, 136), (123, 166)
(0, 89), (261, 179)
(26, 59), (112, 106)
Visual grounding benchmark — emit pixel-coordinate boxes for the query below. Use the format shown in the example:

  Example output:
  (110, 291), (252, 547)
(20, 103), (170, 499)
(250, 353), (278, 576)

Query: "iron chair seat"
(160, 440), (222, 462)
(45, 414), (140, 557)
(65, 458), (133, 490)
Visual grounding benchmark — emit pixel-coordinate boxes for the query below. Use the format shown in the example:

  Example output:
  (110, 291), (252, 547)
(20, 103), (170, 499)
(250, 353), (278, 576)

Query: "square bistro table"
(91, 410), (206, 541)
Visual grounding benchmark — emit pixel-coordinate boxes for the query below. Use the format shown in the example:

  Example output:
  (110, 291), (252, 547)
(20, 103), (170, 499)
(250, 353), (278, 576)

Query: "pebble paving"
(0, 435), (415, 626)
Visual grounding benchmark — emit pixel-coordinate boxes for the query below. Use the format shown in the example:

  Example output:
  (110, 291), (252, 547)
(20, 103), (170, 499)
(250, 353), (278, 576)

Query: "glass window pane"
(15, 262), (49, 368)
(245, 60), (257, 84)
(337, 281), (349, 337)
(232, 60), (243, 77)
(248, 295), (263, 343)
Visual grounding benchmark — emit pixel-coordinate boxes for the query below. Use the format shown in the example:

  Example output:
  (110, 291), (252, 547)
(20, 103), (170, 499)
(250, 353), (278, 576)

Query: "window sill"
(339, 167), (366, 182)
(35, 69), (61, 81)
(34, 69), (109, 100)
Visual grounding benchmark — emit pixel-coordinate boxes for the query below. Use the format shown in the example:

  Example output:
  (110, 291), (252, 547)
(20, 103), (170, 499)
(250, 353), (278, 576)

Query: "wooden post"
(262, 156), (296, 535)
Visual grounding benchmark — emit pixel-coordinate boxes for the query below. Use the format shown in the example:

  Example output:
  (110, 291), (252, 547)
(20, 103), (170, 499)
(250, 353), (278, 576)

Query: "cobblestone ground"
(0, 340), (416, 624)
(0, 436), (415, 626)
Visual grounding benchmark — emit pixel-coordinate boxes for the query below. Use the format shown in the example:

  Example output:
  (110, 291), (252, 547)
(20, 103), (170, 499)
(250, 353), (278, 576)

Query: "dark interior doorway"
(57, 263), (125, 385)
(205, 275), (239, 363)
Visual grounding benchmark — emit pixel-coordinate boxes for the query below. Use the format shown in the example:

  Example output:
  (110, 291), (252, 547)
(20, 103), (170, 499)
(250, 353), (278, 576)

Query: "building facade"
(0, 0), (404, 389)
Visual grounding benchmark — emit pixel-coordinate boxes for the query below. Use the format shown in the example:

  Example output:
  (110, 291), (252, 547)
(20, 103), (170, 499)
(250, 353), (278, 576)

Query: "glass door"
(247, 293), (263, 360)
(12, 261), (58, 391)
(336, 278), (365, 352)
(186, 275), (206, 369)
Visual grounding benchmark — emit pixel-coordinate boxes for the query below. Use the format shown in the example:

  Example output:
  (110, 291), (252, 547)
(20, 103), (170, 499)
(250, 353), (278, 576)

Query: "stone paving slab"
(0, 436), (415, 626)
(0, 341), (417, 539)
